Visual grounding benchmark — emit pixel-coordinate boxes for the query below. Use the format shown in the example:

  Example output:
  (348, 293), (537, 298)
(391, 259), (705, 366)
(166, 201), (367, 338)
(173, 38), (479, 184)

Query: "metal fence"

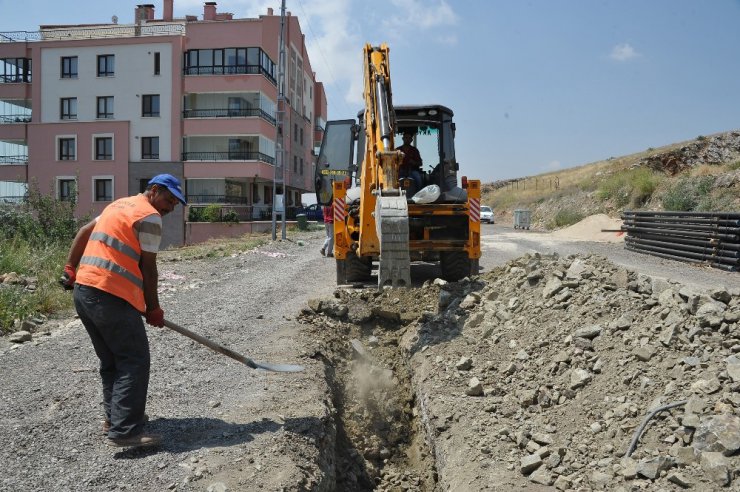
(622, 210), (740, 272)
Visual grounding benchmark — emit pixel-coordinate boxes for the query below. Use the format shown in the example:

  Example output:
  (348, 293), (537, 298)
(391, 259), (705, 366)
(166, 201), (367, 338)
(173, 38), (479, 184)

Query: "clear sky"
(2, 0), (739, 181)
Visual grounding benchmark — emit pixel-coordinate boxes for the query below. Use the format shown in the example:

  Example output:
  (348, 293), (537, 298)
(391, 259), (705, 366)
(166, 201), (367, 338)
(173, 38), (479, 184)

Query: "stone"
(690, 377), (721, 395)
(710, 288), (732, 304)
(8, 331), (32, 344)
(570, 369), (592, 390)
(520, 454), (543, 475)
(619, 457), (638, 479)
(726, 355), (740, 382)
(636, 456), (674, 480)
(542, 278), (564, 299)
(456, 356), (473, 371)
(671, 446), (697, 466)
(466, 377), (484, 396)
(667, 472), (693, 488)
(553, 475), (572, 490)
(206, 482), (228, 492)
(692, 414), (740, 456)
(574, 324), (602, 340)
(528, 467), (554, 486)
(633, 345), (655, 362)
(699, 452), (730, 486)
(531, 433), (553, 446)
(612, 313), (633, 331)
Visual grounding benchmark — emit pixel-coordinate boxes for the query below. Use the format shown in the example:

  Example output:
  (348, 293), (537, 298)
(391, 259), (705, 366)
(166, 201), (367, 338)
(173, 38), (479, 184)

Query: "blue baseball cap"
(148, 174), (187, 205)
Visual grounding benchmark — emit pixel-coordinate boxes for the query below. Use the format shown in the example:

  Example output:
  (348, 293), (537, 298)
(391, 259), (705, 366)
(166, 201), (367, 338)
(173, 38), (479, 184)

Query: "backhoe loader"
(315, 43), (481, 287)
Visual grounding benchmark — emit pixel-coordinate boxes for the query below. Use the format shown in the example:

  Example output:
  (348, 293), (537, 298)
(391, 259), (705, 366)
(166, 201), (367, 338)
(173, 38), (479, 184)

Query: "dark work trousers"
(73, 284), (150, 439)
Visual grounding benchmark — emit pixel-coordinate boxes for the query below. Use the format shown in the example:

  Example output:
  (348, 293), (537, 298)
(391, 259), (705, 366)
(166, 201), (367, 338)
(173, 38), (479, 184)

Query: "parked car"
(480, 205), (495, 224)
(298, 203), (323, 222)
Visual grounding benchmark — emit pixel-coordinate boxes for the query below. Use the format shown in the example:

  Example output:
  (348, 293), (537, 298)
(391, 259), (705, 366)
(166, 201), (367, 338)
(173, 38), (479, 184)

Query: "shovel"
(163, 319), (305, 373)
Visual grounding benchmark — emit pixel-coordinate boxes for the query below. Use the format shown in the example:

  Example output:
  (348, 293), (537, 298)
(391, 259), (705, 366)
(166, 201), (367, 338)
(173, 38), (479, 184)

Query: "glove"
(145, 307), (165, 328)
(59, 264), (76, 290)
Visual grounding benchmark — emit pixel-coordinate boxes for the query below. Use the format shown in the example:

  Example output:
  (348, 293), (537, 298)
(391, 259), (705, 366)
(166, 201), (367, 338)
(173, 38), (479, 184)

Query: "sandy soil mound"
(551, 214), (625, 243)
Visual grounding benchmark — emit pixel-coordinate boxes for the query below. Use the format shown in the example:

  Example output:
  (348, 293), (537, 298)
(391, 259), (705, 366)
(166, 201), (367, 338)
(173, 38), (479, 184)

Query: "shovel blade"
(253, 361), (305, 372)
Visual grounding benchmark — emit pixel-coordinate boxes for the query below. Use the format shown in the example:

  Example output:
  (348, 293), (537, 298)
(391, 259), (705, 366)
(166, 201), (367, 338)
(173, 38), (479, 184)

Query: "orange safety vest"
(76, 194), (159, 312)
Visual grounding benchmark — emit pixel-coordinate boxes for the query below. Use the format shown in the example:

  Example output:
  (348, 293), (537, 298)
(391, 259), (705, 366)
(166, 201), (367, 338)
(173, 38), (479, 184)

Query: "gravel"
(0, 229), (336, 492)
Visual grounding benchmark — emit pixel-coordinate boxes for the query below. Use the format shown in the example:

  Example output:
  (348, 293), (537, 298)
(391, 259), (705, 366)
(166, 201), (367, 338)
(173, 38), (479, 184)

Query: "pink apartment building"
(0, 1), (327, 247)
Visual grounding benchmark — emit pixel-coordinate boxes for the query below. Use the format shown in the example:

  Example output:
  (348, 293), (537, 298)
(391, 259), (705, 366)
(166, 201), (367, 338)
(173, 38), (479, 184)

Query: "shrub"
(188, 206), (204, 222)
(596, 168), (662, 208)
(222, 209), (239, 223)
(553, 209), (584, 228)
(728, 160), (740, 171)
(202, 204), (222, 222)
(661, 176), (715, 211)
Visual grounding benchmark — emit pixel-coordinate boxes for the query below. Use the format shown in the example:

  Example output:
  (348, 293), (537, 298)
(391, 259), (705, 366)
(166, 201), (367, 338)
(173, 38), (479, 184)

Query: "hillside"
(483, 130), (740, 230)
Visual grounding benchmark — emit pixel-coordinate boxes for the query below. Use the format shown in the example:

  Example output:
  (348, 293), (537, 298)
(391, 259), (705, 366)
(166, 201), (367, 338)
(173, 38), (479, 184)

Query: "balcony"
(182, 136), (276, 165)
(187, 194), (249, 205)
(183, 108), (276, 125)
(0, 24), (184, 43)
(0, 155), (27, 164)
(182, 151), (275, 165)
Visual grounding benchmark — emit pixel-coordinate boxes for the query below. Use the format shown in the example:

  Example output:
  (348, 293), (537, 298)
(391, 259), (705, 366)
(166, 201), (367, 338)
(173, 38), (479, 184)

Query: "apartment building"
(0, 1), (327, 247)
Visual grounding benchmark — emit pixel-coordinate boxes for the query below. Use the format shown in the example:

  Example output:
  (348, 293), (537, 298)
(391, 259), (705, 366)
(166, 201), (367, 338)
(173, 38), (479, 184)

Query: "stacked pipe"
(622, 210), (740, 272)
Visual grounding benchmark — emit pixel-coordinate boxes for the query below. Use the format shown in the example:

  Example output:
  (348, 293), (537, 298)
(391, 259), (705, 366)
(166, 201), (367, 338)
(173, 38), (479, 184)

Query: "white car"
(480, 206), (494, 224)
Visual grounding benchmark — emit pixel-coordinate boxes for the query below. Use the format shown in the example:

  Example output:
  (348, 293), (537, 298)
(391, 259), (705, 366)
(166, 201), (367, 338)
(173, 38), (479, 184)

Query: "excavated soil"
(302, 253), (740, 491)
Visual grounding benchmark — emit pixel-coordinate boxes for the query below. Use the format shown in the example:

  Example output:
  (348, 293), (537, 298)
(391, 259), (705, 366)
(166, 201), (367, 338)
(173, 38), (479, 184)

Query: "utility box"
(514, 209), (531, 230)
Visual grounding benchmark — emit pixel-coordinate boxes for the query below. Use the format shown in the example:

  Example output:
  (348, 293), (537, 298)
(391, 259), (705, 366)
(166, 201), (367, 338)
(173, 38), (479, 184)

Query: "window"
(300, 127), (304, 145)
(60, 56), (77, 78)
(60, 97), (77, 120)
(94, 137), (113, 160)
(97, 54), (114, 76)
(94, 178), (113, 202)
(294, 123), (298, 142)
(0, 57), (32, 83)
(141, 137), (159, 159)
(183, 47), (275, 83)
(300, 157), (304, 175)
(96, 96), (114, 119)
(58, 137), (76, 160)
(142, 94), (160, 117)
(154, 52), (160, 75)
(293, 155), (298, 173)
(58, 178), (76, 201)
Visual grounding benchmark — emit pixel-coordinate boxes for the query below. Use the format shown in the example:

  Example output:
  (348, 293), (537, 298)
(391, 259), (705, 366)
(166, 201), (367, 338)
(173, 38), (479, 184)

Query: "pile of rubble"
(305, 253), (740, 490)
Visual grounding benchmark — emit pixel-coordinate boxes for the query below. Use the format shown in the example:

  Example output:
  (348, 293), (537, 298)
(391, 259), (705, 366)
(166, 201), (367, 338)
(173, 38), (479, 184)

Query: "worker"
(59, 174), (186, 448)
(398, 129), (424, 194)
(320, 204), (334, 257)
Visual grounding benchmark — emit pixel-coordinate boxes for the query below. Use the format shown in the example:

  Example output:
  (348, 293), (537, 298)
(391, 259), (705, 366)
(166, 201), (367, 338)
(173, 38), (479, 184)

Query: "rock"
(307, 298), (322, 312)
(455, 356), (473, 371)
(553, 475), (572, 490)
(574, 324), (602, 340)
(570, 369), (592, 390)
(612, 313), (633, 331)
(667, 472), (693, 488)
(619, 457), (638, 479)
(727, 355), (740, 382)
(636, 456), (674, 480)
(542, 278), (564, 299)
(699, 452), (730, 486)
(692, 414), (740, 456)
(207, 482), (228, 492)
(9, 331), (32, 344)
(590, 470), (613, 488)
(710, 288), (732, 304)
(530, 433), (553, 446)
(528, 467), (553, 485)
(671, 446), (697, 466)
(633, 345), (655, 362)
(520, 454), (543, 475)
(460, 293), (480, 310)
(565, 258), (587, 279)
(690, 377), (721, 395)
(438, 290), (453, 309)
(466, 377), (483, 396)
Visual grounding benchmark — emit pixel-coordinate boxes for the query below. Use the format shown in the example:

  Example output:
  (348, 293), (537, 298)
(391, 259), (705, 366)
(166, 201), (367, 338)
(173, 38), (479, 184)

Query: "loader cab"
(357, 104), (462, 202)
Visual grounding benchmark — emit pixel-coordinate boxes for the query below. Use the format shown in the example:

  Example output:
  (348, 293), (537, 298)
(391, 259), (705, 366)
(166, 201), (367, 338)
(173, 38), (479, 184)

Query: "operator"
(59, 174), (186, 448)
(398, 129), (424, 194)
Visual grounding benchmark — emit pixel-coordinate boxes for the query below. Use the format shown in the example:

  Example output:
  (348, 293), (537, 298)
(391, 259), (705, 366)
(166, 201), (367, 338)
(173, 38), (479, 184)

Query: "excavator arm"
(357, 43), (410, 287)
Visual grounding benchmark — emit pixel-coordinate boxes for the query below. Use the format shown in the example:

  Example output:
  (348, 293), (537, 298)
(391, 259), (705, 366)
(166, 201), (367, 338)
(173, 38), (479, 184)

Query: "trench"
(314, 314), (439, 491)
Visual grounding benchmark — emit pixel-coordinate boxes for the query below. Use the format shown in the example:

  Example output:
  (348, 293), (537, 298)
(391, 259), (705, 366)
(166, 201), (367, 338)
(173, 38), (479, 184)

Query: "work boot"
(319, 248), (325, 256)
(102, 414), (149, 435)
(107, 433), (161, 448)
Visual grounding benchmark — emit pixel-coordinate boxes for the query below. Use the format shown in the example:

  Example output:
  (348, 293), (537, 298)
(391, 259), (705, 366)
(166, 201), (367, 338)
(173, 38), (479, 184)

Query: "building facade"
(0, 1), (327, 247)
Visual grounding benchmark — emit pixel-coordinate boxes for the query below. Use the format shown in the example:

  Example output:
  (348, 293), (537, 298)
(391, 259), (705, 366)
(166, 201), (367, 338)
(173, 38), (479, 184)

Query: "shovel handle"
(163, 319), (258, 369)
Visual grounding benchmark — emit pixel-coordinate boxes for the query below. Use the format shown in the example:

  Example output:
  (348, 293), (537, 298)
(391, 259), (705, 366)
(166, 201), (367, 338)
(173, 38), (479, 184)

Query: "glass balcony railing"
(183, 108), (276, 125)
(0, 114), (31, 124)
(182, 151), (275, 164)
(0, 155), (28, 164)
(186, 194), (249, 205)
